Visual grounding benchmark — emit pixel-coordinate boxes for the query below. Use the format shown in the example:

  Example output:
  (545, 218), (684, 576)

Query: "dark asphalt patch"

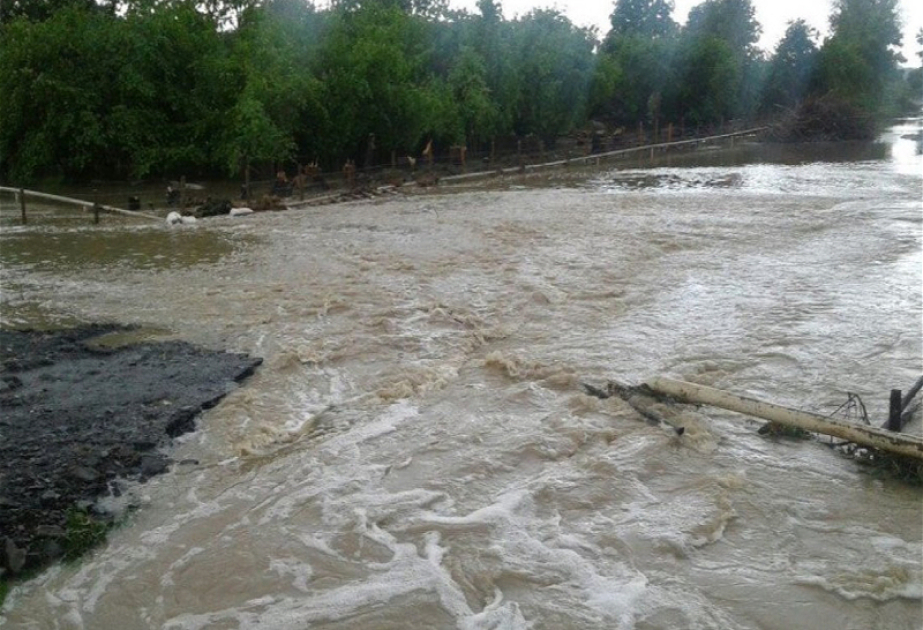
(0, 324), (261, 577)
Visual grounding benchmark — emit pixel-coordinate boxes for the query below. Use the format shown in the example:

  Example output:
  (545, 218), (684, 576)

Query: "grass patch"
(63, 507), (110, 562)
(758, 421), (812, 439)
(0, 506), (115, 612)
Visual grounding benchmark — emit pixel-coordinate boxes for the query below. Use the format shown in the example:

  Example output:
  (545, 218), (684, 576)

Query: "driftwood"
(643, 377), (923, 461)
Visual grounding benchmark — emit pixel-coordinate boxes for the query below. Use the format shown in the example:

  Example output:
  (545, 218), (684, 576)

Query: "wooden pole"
(93, 202), (101, 224)
(19, 187), (26, 224)
(646, 377), (923, 461)
(888, 389), (903, 431)
(244, 157), (251, 201)
(179, 175), (186, 212)
(902, 376), (923, 411)
(877, 377), (923, 430)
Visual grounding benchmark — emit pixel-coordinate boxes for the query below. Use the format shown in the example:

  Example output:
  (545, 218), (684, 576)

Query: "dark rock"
(194, 198), (233, 218)
(4, 538), (26, 574)
(139, 454), (169, 479)
(41, 490), (61, 502)
(35, 525), (65, 538)
(71, 466), (101, 482)
(42, 539), (64, 561)
(0, 375), (22, 392)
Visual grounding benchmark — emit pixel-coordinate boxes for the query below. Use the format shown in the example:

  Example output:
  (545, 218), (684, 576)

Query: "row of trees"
(0, 0), (918, 183)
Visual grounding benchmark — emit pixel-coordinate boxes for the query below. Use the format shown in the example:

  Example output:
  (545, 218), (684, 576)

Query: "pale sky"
(451, 0), (923, 66)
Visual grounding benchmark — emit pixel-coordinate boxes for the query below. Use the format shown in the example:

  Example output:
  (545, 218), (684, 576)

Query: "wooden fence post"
(93, 202), (101, 224)
(179, 175), (186, 212)
(19, 187), (26, 224)
(888, 389), (903, 431)
(244, 157), (251, 201)
(902, 377), (923, 411)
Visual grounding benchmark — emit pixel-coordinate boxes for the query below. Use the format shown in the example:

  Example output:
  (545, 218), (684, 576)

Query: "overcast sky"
(450, 0), (923, 66)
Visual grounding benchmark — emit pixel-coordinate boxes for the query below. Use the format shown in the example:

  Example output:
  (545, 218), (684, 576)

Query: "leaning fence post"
(180, 175), (186, 212)
(888, 389), (903, 431)
(19, 187), (27, 224)
(244, 157), (251, 201)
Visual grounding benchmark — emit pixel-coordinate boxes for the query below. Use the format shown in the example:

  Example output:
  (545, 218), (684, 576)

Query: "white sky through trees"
(450, 0), (923, 66)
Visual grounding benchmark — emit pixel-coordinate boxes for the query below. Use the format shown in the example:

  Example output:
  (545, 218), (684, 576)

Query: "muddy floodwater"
(1, 123), (921, 629)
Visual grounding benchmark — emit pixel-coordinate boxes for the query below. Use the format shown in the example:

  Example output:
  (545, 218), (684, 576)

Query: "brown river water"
(1, 123), (921, 629)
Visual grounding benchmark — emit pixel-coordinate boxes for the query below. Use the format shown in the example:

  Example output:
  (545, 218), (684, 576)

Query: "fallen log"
(645, 377), (923, 461)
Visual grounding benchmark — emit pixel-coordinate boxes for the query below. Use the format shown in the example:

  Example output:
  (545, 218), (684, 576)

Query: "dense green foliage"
(0, 0), (915, 183)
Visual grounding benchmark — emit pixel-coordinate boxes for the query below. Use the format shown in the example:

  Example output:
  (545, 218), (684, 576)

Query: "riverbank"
(0, 324), (261, 584)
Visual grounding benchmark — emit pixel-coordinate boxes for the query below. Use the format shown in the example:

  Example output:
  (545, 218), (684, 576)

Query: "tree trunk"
(646, 377), (923, 460)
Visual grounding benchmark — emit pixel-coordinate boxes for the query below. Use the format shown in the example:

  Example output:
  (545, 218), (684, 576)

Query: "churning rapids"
(1, 123), (921, 629)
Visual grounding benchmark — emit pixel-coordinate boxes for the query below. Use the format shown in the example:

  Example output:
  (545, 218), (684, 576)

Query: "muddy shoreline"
(0, 324), (261, 579)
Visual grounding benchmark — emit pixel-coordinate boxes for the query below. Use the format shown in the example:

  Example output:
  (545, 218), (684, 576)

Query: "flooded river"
(1, 123), (921, 629)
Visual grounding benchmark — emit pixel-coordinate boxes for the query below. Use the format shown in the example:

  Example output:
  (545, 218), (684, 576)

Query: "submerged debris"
(762, 95), (876, 142)
(585, 378), (923, 482)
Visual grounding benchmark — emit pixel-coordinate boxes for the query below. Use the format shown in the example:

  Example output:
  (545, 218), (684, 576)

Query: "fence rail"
(0, 186), (160, 222)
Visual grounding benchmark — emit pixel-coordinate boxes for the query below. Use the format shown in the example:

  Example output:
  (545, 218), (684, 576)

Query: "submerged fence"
(1, 121), (772, 221)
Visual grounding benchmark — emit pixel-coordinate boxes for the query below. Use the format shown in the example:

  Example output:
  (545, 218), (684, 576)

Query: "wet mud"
(0, 324), (261, 578)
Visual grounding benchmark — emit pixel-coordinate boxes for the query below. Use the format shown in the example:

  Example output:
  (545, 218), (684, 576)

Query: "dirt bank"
(0, 324), (261, 578)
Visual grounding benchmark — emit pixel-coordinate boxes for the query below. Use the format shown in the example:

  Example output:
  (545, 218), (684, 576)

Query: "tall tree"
(607, 0), (676, 41)
(671, 0), (763, 123)
(510, 9), (596, 143)
(685, 0), (760, 58)
(0, 0), (100, 23)
(762, 19), (819, 111)
(219, 0), (329, 174)
(595, 0), (677, 125)
(814, 0), (902, 112)
(318, 2), (435, 161)
(0, 6), (130, 181)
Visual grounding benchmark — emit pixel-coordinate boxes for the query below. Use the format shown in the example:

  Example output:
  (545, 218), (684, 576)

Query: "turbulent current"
(1, 123), (921, 629)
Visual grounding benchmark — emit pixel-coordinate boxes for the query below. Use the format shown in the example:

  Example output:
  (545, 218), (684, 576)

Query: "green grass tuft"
(63, 507), (110, 563)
